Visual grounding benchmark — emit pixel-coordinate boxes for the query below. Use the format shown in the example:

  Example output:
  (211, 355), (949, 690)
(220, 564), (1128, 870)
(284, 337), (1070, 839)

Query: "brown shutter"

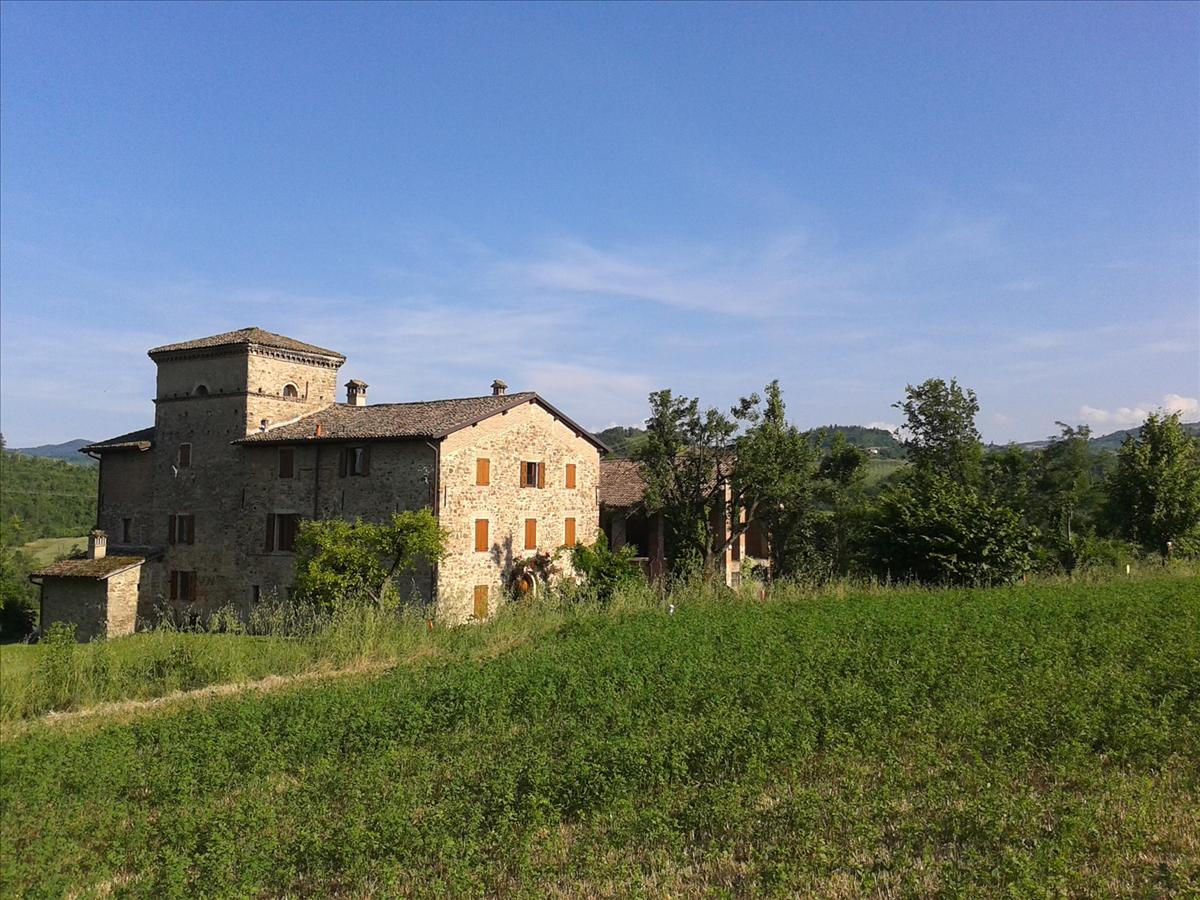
(339, 448), (348, 477)
(473, 585), (489, 620)
(474, 519), (489, 552)
(186, 515), (195, 545)
(179, 444), (191, 468)
(476, 458), (490, 486)
(186, 572), (197, 602)
(566, 463), (576, 489)
(279, 448), (294, 479)
(168, 515), (177, 545)
(519, 461), (528, 487)
(565, 517), (576, 546)
(525, 518), (537, 550)
(265, 514), (275, 552)
(361, 446), (370, 475)
(536, 462), (545, 489)
(169, 570), (179, 601)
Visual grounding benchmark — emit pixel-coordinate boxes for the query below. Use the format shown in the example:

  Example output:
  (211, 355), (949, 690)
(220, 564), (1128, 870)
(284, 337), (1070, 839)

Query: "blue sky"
(2, 1), (1197, 447)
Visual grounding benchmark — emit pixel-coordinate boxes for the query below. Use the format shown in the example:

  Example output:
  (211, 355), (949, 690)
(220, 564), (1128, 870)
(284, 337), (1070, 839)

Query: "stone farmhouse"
(36, 327), (607, 633)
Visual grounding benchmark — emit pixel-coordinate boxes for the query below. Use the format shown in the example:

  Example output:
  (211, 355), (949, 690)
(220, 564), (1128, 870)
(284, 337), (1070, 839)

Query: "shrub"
(569, 532), (642, 602)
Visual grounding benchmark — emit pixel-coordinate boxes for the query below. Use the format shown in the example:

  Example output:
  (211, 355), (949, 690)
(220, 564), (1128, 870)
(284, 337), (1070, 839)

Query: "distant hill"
(806, 424), (906, 459)
(1004, 421), (1200, 454)
(0, 451), (98, 540)
(8, 439), (95, 466)
(594, 426), (648, 458)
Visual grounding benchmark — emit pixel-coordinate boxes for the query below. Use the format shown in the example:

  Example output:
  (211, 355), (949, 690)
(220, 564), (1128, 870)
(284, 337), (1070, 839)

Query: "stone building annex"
(35, 327), (608, 633)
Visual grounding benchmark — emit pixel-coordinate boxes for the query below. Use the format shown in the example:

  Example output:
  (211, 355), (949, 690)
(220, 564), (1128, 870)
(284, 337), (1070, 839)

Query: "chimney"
(87, 529), (107, 560)
(491, 379), (508, 396)
(345, 380), (368, 406)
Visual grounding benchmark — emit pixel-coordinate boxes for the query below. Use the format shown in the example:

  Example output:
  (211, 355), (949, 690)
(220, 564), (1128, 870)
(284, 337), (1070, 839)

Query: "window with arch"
(283, 383), (299, 399)
(193, 384), (209, 397)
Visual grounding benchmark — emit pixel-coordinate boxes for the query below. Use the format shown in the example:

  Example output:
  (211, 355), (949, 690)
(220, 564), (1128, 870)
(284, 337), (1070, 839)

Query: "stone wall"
(41, 578), (109, 642)
(98, 450), (155, 544)
(105, 568), (140, 637)
(437, 399), (601, 622)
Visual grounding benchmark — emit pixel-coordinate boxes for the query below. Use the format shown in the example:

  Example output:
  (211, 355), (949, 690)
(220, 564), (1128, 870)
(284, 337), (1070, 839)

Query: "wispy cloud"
(1078, 393), (1199, 429)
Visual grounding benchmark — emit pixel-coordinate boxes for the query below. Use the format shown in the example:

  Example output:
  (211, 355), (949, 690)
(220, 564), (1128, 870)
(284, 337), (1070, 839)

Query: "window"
(520, 461), (545, 488)
(564, 517), (576, 547)
(283, 383), (299, 399)
(524, 518), (537, 550)
(178, 443), (191, 468)
(565, 463), (576, 489)
(251, 585), (261, 603)
(473, 585), (489, 620)
(476, 458), (490, 486)
(265, 513), (301, 553)
(121, 518), (132, 543)
(340, 446), (370, 477)
(193, 384), (209, 397)
(169, 570), (198, 602)
(474, 518), (489, 553)
(279, 447), (295, 479)
(167, 514), (195, 545)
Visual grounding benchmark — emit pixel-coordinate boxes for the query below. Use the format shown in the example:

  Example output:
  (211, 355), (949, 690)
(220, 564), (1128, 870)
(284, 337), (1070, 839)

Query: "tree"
(1106, 412), (1200, 556)
(870, 378), (1035, 584)
(893, 378), (982, 483)
(292, 510), (447, 610)
(569, 532), (642, 602)
(814, 432), (869, 576)
(636, 382), (819, 579)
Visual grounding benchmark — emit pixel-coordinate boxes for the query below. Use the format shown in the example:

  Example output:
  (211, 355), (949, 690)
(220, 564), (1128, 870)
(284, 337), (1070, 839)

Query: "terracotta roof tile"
(238, 393), (539, 443)
(148, 327), (345, 360)
(600, 459), (647, 508)
(32, 556), (146, 579)
(82, 427), (155, 453)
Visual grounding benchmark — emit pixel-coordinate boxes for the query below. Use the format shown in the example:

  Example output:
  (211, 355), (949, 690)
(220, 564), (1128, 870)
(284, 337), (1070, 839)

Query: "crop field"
(2, 575), (1198, 897)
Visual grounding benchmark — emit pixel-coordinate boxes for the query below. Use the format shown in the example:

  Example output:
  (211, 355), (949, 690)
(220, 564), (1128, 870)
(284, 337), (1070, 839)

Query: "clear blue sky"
(2, 1), (1197, 446)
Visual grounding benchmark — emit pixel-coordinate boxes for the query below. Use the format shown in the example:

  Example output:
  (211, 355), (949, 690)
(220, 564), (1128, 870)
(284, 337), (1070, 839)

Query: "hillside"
(1007, 421), (1200, 453)
(2, 576), (1196, 897)
(0, 451), (97, 540)
(7, 439), (96, 465)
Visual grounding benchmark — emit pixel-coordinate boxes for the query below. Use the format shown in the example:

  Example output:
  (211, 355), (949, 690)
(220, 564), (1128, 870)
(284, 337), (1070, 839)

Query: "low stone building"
(80, 327), (606, 625)
(32, 531), (154, 641)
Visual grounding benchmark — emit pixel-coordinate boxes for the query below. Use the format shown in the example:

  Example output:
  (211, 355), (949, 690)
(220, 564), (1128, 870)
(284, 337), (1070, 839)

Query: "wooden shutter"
(185, 515), (195, 545)
(519, 461), (528, 487)
(536, 462), (545, 488)
(473, 585), (489, 620)
(169, 570), (179, 601)
(565, 463), (576, 489)
(564, 517), (576, 546)
(339, 448), (348, 477)
(179, 444), (191, 468)
(525, 518), (537, 550)
(476, 458), (490, 486)
(475, 519), (489, 552)
(167, 515), (177, 545)
(279, 448), (294, 479)
(185, 572), (197, 602)
(265, 514), (275, 552)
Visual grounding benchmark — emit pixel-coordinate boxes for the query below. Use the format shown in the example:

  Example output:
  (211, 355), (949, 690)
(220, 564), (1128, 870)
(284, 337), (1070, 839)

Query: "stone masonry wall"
(98, 450), (155, 544)
(105, 568), (140, 637)
(437, 399), (600, 622)
(41, 578), (109, 642)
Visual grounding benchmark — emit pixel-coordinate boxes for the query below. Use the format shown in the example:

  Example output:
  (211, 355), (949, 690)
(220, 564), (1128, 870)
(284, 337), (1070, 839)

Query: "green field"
(19, 535), (86, 566)
(2, 576), (1198, 897)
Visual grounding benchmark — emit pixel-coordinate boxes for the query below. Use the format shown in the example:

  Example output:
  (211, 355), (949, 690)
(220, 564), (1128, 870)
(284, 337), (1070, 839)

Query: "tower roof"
(148, 327), (345, 360)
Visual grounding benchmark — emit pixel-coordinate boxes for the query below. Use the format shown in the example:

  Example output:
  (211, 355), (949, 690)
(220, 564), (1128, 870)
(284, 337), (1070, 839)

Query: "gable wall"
(437, 399), (600, 621)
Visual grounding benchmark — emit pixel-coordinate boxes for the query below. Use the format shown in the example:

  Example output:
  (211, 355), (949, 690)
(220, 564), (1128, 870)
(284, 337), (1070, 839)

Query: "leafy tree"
(637, 382), (820, 579)
(893, 378), (982, 483)
(1105, 412), (1200, 556)
(569, 532), (642, 602)
(871, 378), (1035, 584)
(292, 510), (447, 610)
(0, 516), (38, 639)
(870, 475), (1035, 585)
(0, 451), (97, 540)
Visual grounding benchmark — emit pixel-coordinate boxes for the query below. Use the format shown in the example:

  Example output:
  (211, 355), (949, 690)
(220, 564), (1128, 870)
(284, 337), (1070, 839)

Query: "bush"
(569, 532), (642, 602)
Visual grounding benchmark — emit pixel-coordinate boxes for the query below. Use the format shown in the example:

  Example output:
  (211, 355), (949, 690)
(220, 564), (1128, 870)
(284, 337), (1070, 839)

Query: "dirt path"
(2, 659), (401, 739)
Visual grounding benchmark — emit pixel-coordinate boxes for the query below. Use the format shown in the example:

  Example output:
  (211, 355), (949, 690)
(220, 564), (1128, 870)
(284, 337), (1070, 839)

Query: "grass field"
(2, 575), (1198, 897)
(18, 534), (86, 566)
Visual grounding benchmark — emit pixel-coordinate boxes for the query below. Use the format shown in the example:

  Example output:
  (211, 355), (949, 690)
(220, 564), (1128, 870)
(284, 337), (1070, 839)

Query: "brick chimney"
(87, 529), (107, 560)
(491, 379), (507, 396)
(345, 380), (368, 406)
